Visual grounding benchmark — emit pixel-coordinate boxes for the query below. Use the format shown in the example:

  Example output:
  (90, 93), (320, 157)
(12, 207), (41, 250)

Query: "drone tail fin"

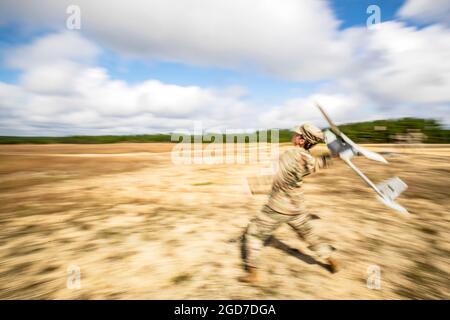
(376, 177), (409, 216)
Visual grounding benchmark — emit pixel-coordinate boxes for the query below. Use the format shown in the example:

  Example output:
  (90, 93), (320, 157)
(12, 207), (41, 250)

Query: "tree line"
(0, 118), (448, 144)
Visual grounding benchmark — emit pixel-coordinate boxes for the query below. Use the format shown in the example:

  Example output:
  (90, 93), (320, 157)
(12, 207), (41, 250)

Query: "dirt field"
(0, 143), (449, 299)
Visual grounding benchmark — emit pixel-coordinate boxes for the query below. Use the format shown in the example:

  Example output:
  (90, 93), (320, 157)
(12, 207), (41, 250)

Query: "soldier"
(239, 123), (339, 284)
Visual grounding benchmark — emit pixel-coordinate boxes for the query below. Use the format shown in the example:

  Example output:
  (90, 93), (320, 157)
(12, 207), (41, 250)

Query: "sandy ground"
(0, 143), (449, 299)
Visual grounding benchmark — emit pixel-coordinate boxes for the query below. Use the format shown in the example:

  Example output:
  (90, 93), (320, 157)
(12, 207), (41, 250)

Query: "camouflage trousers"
(243, 205), (334, 268)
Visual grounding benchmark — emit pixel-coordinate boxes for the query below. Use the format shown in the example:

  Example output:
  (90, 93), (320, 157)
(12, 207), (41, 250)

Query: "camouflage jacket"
(267, 147), (332, 215)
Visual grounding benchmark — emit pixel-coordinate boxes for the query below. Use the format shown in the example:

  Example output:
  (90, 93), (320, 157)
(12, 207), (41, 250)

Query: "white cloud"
(6, 31), (99, 69)
(258, 93), (369, 129)
(0, 32), (263, 135)
(20, 62), (81, 95)
(5, 32), (100, 95)
(0, 0), (350, 81)
(261, 21), (450, 127)
(340, 22), (450, 105)
(398, 0), (450, 25)
(0, 2), (449, 135)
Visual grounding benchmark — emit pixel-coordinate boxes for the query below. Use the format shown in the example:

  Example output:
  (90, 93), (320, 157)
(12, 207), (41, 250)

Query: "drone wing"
(316, 102), (388, 164)
(315, 102), (342, 136)
(340, 132), (388, 163)
(323, 126), (409, 216)
(342, 155), (409, 216)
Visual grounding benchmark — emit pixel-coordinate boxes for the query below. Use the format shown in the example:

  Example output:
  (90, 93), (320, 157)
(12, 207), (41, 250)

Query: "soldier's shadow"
(265, 236), (330, 271)
(239, 230), (329, 272)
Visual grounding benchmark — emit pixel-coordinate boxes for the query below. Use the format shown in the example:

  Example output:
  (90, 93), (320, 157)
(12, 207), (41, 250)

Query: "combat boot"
(326, 257), (340, 274)
(238, 266), (259, 284)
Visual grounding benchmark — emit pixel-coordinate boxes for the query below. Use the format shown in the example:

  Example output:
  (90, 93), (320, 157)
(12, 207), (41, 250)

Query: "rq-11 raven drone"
(315, 103), (409, 216)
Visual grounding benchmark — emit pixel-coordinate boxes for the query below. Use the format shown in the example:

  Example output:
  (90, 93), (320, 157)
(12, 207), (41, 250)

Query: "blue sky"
(0, 1), (407, 88)
(0, 0), (405, 101)
(331, 0), (405, 28)
(0, 0), (449, 135)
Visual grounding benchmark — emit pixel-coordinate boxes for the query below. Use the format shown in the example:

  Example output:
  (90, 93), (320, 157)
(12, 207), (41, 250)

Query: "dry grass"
(0, 143), (449, 299)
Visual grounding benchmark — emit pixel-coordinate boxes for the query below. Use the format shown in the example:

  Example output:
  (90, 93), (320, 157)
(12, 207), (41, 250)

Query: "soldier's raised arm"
(301, 152), (333, 175)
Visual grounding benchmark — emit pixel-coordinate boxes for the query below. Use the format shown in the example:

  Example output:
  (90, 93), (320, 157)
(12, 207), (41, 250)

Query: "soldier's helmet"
(292, 123), (324, 145)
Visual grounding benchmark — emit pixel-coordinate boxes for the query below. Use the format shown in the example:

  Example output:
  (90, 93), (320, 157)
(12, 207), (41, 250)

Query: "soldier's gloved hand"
(326, 142), (342, 158)
(326, 147), (338, 158)
(324, 130), (348, 158)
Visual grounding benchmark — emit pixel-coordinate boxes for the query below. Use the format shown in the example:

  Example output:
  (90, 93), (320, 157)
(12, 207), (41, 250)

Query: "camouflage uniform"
(244, 146), (334, 268)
